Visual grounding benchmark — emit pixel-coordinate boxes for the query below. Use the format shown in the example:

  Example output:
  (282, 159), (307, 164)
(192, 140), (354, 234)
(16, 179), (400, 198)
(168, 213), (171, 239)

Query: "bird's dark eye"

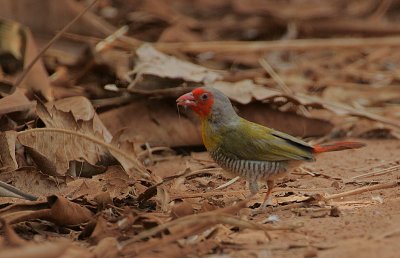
(200, 93), (209, 101)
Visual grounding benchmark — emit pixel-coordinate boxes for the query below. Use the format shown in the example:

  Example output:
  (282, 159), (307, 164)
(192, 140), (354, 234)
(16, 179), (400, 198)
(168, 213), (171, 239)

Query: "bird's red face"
(176, 88), (214, 118)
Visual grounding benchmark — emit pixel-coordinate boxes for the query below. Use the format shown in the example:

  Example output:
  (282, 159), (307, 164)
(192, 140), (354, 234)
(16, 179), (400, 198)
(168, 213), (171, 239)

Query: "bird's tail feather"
(313, 141), (366, 153)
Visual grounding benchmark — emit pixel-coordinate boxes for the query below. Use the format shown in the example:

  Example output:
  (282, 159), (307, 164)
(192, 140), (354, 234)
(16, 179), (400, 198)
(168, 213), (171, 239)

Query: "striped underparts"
(210, 149), (288, 181)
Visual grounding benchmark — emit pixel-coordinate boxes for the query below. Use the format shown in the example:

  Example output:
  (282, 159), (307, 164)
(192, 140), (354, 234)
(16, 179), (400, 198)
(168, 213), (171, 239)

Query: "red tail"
(313, 141), (366, 154)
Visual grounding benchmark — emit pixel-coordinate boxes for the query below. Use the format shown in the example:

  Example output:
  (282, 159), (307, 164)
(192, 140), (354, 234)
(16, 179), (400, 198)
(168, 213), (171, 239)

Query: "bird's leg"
(248, 180), (259, 196)
(260, 180), (275, 209)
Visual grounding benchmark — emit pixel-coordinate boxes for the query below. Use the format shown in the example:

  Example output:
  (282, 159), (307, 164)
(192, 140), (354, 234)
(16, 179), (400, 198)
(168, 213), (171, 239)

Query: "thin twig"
(61, 33), (400, 53)
(325, 182), (399, 200)
(152, 36), (400, 53)
(95, 25), (129, 52)
(12, 0), (99, 90)
(350, 164), (400, 180)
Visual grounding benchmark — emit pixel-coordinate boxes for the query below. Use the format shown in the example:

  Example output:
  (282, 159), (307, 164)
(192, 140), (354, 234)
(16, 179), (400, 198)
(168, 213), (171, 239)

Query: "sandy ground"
(215, 139), (400, 258)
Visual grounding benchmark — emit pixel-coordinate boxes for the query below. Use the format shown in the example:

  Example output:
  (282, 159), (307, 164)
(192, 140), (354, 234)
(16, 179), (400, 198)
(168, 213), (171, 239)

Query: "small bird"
(177, 87), (365, 208)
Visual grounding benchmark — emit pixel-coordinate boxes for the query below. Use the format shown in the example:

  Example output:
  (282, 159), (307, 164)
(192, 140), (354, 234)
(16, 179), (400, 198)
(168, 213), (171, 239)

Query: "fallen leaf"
(63, 166), (136, 201)
(99, 98), (201, 147)
(128, 44), (221, 91)
(80, 216), (120, 244)
(210, 79), (280, 105)
(0, 195), (92, 226)
(0, 88), (36, 117)
(45, 96), (113, 143)
(0, 168), (64, 198)
(17, 98), (144, 177)
(0, 131), (18, 172)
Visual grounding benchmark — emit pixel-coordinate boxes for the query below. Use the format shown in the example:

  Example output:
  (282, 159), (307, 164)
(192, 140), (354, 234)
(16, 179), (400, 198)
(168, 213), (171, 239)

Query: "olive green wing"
(219, 119), (314, 161)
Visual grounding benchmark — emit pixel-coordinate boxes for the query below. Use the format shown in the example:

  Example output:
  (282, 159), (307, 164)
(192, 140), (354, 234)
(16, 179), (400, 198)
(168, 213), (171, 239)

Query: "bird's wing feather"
(219, 119), (314, 161)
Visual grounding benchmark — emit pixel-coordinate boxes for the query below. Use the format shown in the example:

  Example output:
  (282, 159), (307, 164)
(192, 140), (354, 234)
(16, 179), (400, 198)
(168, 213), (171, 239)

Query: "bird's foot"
(260, 196), (274, 210)
(250, 197), (276, 215)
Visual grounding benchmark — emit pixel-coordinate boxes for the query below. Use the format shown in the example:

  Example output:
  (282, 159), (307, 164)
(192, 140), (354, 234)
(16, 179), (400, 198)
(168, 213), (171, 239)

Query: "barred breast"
(210, 148), (288, 181)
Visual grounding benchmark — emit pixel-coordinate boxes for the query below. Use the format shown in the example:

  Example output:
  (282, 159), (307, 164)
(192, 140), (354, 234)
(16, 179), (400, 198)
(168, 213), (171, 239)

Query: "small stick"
(95, 25), (129, 52)
(325, 182), (399, 200)
(153, 36), (400, 53)
(61, 33), (400, 53)
(350, 164), (400, 180)
(214, 176), (241, 190)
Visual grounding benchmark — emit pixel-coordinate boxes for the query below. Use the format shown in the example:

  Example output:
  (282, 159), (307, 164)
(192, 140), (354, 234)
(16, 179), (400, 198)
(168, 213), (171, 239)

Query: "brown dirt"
(217, 139), (400, 258)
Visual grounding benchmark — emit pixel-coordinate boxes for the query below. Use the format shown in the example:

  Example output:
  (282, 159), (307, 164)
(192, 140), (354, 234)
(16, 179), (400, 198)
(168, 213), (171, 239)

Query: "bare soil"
(215, 139), (400, 258)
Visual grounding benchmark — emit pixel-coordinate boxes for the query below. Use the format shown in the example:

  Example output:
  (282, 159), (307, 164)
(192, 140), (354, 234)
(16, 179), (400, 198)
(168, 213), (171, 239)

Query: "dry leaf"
(100, 99), (201, 147)
(45, 96), (112, 143)
(0, 168), (64, 198)
(88, 216), (119, 243)
(17, 98), (144, 177)
(0, 131), (17, 172)
(63, 166), (136, 201)
(210, 79), (281, 105)
(0, 195), (92, 226)
(0, 88), (36, 117)
(128, 44), (221, 91)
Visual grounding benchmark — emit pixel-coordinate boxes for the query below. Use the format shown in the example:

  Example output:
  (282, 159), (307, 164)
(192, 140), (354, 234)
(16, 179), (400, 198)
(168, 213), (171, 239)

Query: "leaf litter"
(0, 0), (400, 257)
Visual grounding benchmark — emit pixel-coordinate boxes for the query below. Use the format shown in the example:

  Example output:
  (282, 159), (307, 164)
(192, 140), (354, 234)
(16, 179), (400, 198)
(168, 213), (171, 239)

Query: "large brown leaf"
(17, 97), (145, 177)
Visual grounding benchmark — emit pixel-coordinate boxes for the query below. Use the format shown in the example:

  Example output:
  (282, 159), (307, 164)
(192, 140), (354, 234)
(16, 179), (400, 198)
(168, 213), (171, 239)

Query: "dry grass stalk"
(325, 181), (399, 200)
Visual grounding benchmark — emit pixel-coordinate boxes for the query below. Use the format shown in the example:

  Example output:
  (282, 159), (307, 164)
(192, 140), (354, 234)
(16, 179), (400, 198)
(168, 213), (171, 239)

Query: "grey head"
(200, 86), (239, 126)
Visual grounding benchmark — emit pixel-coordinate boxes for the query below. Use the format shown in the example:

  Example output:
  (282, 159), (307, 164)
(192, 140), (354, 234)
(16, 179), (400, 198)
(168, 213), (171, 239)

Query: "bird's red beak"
(176, 92), (196, 107)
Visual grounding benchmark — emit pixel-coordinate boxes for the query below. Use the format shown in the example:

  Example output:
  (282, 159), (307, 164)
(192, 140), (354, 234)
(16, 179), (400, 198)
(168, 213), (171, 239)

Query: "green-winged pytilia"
(177, 87), (365, 208)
